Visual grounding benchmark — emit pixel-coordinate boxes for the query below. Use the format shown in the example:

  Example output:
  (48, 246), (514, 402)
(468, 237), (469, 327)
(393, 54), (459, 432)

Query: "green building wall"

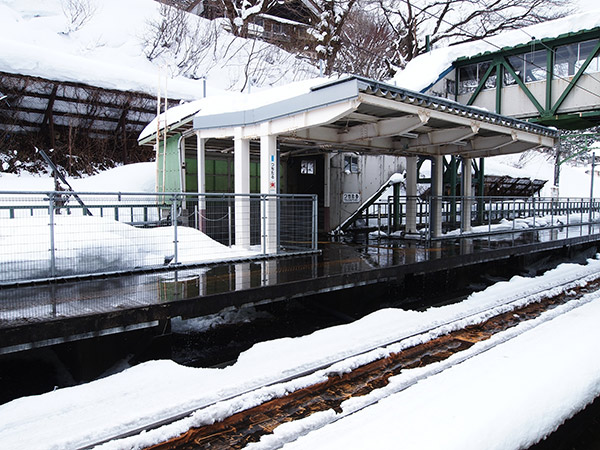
(156, 134), (261, 194)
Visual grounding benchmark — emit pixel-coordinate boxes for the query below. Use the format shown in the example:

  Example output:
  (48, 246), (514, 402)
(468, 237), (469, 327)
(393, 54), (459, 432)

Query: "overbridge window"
(525, 51), (547, 82)
(458, 61), (496, 95)
(554, 39), (600, 78)
(505, 50), (546, 85)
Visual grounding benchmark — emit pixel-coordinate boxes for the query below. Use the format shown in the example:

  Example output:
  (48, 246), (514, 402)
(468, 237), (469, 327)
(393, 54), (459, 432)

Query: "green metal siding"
(204, 159), (260, 193)
(185, 155), (198, 192)
(157, 145), (263, 194)
(156, 134), (181, 192)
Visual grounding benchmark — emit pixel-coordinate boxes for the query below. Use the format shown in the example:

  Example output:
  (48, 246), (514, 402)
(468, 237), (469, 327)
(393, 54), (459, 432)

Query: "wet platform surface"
(2, 226), (600, 353)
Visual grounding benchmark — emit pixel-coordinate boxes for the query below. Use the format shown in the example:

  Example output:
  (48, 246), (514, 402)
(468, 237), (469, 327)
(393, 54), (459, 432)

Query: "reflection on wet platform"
(2, 224), (600, 332)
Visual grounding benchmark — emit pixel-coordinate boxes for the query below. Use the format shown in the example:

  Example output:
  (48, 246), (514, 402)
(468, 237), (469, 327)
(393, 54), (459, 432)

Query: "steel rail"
(266, 280), (600, 450)
(78, 262), (600, 449)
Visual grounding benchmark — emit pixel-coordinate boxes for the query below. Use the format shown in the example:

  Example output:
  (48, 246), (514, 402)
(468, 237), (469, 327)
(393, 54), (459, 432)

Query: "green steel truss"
(456, 27), (600, 130)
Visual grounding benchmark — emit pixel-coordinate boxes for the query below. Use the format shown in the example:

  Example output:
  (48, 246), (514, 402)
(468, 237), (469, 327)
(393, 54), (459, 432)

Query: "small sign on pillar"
(270, 154), (276, 192)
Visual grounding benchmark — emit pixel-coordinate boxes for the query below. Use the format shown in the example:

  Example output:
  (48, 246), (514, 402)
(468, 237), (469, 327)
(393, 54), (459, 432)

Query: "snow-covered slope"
(0, 0), (319, 99)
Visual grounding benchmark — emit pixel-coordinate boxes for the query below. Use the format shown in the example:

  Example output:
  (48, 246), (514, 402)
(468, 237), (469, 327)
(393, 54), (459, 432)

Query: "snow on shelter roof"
(393, 9), (600, 93)
(172, 75), (558, 159)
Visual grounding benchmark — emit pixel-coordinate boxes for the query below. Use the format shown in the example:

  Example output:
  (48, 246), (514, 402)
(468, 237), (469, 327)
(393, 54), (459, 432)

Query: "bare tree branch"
(376, 0), (574, 69)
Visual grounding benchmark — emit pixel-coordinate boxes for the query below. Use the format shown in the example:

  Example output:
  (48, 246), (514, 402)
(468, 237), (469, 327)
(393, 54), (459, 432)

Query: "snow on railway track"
(83, 258), (600, 450)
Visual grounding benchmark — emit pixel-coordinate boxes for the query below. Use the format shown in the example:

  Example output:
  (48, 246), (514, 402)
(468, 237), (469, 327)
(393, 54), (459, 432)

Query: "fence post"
(48, 193), (56, 278)
(566, 198), (570, 238)
(261, 194), (267, 255)
(488, 197), (492, 234)
(387, 199), (392, 235)
(312, 194), (318, 250)
(427, 197), (432, 241)
(172, 194), (178, 265)
(227, 196), (232, 248)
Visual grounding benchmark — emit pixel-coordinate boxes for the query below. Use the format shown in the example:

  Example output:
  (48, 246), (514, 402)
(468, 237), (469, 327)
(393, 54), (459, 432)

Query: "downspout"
(178, 134), (185, 193)
(162, 75), (168, 195)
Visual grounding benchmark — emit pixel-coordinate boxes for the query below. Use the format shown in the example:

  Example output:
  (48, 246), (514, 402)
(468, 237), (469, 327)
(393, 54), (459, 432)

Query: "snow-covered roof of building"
(392, 9), (600, 93)
(138, 77), (328, 143)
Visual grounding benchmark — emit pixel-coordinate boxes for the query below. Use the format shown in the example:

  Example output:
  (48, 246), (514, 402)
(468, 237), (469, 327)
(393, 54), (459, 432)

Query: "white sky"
(578, 0), (598, 12)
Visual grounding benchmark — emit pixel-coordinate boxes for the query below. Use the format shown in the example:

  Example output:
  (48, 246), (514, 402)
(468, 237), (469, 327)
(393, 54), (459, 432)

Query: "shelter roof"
(484, 175), (547, 197)
(187, 75), (558, 159)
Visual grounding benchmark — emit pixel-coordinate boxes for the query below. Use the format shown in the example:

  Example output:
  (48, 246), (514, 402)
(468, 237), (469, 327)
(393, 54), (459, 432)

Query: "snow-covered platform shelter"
(140, 75), (558, 239)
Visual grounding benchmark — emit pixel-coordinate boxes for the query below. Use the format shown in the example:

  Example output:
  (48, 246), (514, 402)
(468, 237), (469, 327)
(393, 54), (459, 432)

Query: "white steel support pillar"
(235, 262), (251, 291)
(260, 132), (278, 253)
(431, 155), (444, 238)
(196, 133), (206, 232)
(405, 156), (418, 234)
(234, 130), (251, 248)
(461, 157), (473, 232)
(324, 153), (331, 232)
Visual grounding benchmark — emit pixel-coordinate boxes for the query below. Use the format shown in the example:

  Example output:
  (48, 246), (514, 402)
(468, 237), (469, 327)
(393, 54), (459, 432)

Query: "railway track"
(86, 262), (600, 450)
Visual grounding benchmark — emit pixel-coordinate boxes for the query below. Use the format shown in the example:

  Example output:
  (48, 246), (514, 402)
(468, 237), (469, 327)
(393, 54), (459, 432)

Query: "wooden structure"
(0, 71), (180, 172)
(160, 0), (319, 50)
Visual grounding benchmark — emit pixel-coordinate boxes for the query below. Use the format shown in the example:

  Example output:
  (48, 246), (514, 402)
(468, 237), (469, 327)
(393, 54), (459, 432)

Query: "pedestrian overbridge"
(424, 26), (600, 130)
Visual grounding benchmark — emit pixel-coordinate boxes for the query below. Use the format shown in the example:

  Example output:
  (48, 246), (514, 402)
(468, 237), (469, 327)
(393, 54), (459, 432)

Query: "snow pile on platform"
(0, 162), (156, 192)
(0, 215), (257, 282)
(444, 212), (600, 237)
(2, 259), (600, 449)
(0, 163), (261, 282)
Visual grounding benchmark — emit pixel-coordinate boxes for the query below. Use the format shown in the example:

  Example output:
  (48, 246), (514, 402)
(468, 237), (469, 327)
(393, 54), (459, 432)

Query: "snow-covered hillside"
(1, 1), (599, 199)
(0, 0), (319, 99)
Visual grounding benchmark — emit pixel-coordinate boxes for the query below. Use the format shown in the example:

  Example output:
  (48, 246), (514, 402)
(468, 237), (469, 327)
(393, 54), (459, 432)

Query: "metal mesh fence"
(280, 196), (317, 251)
(0, 191), (317, 284)
(363, 195), (600, 239)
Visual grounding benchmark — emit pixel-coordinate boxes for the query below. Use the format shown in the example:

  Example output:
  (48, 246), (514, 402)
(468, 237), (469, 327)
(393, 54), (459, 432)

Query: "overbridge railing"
(0, 191), (318, 284)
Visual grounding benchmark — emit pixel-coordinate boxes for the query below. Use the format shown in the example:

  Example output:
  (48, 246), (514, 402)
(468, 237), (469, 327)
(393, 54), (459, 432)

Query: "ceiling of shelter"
(271, 91), (557, 158)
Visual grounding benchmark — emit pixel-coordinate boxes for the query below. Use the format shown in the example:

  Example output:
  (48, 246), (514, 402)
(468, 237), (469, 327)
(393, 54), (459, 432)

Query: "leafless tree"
(219, 0), (280, 37)
(313, 0), (358, 75)
(334, 8), (396, 79)
(375, 0), (574, 70)
(61, 0), (98, 33)
(143, 4), (216, 77)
